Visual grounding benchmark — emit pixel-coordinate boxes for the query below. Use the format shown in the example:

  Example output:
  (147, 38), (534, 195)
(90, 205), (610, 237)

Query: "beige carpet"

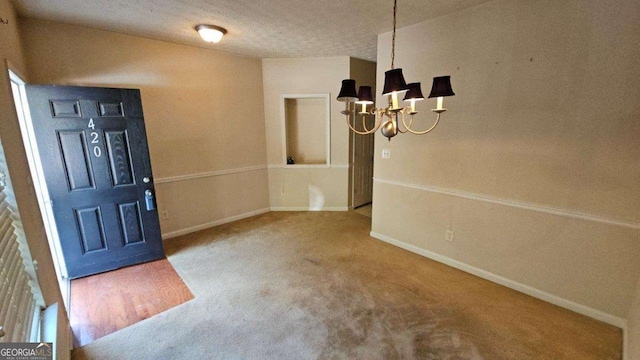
(72, 211), (621, 359)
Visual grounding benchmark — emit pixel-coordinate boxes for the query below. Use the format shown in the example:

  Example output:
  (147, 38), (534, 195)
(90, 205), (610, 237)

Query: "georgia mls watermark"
(0, 342), (53, 360)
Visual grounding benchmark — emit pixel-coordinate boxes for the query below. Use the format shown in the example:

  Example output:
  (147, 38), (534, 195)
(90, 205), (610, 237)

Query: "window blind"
(0, 153), (44, 343)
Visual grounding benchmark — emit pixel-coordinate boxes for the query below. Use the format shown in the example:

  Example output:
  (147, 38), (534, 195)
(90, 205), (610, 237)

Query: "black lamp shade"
(382, 68), (408, 95)
(428, 76), (455, 98)
(337, 79), (358, 102)
(403, 83), (424, 101)
(355, 86), (374, 104)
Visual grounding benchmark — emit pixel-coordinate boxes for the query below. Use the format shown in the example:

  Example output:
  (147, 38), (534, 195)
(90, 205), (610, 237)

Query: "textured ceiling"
(12, 0), (493, 61)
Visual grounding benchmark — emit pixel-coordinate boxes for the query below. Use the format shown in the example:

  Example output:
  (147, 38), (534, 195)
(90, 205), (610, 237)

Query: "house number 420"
(88, 118), (102, 158)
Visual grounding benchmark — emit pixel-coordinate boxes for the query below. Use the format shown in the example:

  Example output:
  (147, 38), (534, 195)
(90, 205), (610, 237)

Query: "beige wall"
(372, 0), (640, 327)
(349, 58), (377, 99)
(263, 57), (351, 210)
(0, 1), (70, 358)
(630, 278), (640, 359)
(285, 97), (327, 164)
(20, 18), (270, 237)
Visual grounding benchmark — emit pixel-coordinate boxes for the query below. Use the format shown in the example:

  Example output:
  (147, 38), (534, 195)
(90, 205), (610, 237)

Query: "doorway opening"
(350, 105), (375, 221)
(9, 67), (70, 312)
(11, 80), (176, 346)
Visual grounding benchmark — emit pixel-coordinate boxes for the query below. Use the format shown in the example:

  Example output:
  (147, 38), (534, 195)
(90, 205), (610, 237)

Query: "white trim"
(7, 64), (69, 312)
(161, 208), (270, 239)
(374, 177), (640, 230)
(29, 305), (41, 342)
(267, 164), (349, 169)
(41, 303), (58, 358)
(369, 231), (627, 329)
(270, 206), (349, 212)
(155, 165), (266, 184)
(270, 164), (330, 169)
(280, 93), (331, 167)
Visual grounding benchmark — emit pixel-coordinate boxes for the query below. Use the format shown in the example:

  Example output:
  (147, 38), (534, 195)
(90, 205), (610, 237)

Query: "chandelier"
(337, 0), (455, 141)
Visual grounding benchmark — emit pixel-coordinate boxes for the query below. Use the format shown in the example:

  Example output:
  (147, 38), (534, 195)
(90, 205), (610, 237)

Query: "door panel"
(105, 130), (134, 186)
(25, 85), (163, 278)
(75, 207), (107, 253)
(58, 130), (95, 191)
(118, 201), (145, 245)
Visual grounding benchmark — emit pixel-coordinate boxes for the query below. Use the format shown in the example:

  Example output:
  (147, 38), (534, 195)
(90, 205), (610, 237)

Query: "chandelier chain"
(391, 0), (397, 69)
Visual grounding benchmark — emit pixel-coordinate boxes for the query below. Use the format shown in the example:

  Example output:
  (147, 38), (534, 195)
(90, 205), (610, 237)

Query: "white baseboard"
(369, 231), (628, 330)
(270, 206), (349, 211)
(161, 208), (270, 239)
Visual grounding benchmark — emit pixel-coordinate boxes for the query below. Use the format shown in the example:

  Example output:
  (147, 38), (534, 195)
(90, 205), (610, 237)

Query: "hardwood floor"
(70, 258), (193, 347)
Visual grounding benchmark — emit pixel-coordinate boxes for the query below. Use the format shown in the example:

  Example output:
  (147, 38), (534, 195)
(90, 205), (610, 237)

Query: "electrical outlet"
(445, 230), (454, 242)
(382, 149), (391, 159)
(161, 210), (170, 220)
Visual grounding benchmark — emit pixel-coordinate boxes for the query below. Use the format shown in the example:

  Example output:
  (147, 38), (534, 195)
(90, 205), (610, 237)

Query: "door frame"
(349, 102), (375, 210)
(7, 61), (71, 312)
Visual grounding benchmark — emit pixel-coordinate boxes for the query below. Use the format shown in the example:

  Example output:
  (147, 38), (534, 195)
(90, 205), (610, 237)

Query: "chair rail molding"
(374, 177), (640, 230)
(155, 165), (267, 184)
(267, 164), (349, 169)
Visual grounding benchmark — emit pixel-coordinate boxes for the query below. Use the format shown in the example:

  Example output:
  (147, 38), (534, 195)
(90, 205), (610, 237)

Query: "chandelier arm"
(361, 111), (383, 133)
(345, 107), (379, 135)
(361, 115), (372, 132)
(396, 110), (412, 134)
(402, 112), (442, 135)
(346, 117), (378, 135)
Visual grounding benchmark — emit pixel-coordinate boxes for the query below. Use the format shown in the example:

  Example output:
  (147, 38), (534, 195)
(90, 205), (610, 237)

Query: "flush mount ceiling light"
(195, 24), (227, 43)
(337, 0), (456, 141)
